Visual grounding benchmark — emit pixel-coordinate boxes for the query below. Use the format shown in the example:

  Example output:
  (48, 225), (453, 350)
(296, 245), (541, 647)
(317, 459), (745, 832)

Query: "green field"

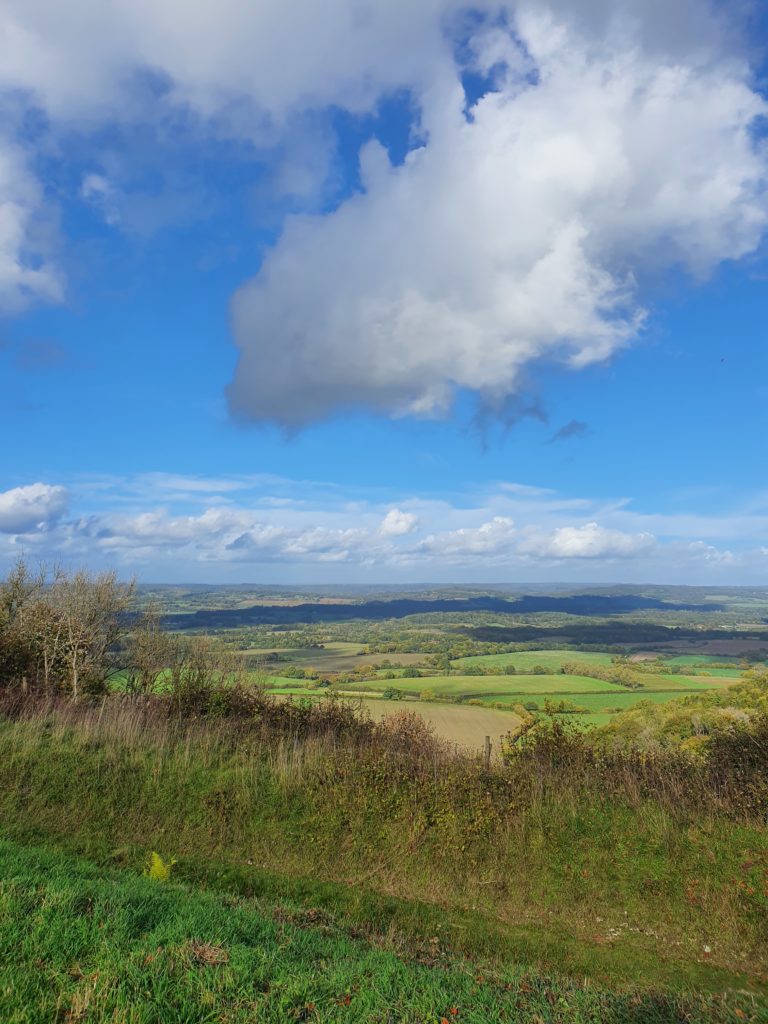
(453, 650), (615, 671)
(258, 669), (741, 748)
(361, 673), (629, 696)
(249, 643), (425, 673)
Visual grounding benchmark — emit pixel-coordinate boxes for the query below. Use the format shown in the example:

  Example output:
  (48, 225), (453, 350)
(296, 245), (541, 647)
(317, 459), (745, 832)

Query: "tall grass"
(1, 692), (767, 985)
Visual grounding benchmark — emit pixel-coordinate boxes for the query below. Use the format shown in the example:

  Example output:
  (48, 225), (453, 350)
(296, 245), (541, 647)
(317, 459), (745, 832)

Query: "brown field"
(246, 644), (426, 673)
(357, 698), (521, 754)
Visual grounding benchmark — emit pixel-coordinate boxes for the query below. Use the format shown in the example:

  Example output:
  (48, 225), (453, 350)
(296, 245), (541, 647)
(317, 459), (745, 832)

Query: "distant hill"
(163, 593), (721, 629)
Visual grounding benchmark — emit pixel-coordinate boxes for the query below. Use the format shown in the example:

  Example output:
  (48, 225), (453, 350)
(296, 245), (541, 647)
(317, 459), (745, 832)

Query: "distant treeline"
(163, 593), (721, 630)
(465, 621), (766, 647)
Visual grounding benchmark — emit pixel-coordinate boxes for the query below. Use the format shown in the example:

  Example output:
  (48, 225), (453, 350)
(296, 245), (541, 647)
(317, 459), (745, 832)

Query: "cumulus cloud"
(228, 1), (768, 425)
(686, 540), (735, 564)
(520, 521), (656, 559)
(0, 483), (68, 533)
(0, 0), (764, 414)
(380, 508), (419, 537)
(0, 0), (455, 122)
(416, 517), (517, 561)
(3, 473), (768, 580)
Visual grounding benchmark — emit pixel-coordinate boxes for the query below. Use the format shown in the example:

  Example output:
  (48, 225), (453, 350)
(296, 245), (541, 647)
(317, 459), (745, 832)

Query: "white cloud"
(520, 522), (656, 559)
(686, 540), (735, 564)
(416, 517), (517, 561)
(380, 508), (419, 537)
(0, 483), (68, 533)
(2, 473), (767, 581)
(0, 0), (456, 122)
(80, 173), (120, 226)
(228, 2), (768, 424)
(0, 142), (62, 312)
(0, 0), (764, 413)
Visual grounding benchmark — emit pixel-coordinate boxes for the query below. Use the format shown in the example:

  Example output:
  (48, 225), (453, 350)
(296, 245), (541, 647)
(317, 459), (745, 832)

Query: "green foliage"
(600, 668), (768, 750)
(401, 664), (422, 678)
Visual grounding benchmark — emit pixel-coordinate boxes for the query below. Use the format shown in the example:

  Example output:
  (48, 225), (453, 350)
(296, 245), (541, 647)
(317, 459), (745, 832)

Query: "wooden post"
(483, 735), (491, 770)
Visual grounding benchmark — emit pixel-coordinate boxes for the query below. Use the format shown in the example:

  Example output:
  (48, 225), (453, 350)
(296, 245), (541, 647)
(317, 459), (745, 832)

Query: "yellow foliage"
(144, 851), (176, 882)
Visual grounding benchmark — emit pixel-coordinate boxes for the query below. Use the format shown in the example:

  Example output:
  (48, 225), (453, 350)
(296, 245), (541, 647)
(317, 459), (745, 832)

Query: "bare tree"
(124, 603), (174, 696)
(50, 569), (135, 698)
(0, 558), (44, 693)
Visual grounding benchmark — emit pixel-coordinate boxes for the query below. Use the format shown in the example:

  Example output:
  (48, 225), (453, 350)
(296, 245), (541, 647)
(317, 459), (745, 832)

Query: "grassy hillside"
(0, 699), (766, 1003)
(1, 839), (760, 1024)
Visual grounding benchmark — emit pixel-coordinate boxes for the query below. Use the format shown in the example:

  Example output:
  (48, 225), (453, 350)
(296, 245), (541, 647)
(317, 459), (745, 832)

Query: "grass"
(362, 674), (629, 696)
(2, 839), (762, 1024)
(0, 702), (767, 999)
(259, 675), (740, 749)
(452, 651), (616, 671)
(248, 644), (427, 674)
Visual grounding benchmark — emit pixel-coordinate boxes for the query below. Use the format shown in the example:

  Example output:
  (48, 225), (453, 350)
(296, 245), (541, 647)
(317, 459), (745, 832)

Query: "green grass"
(598, 675), (737, 692)
(664, 656), (741, 666)
(1, 707), (767, 999)
(453, 650), (616, 671)
(2, 839), (762, 1024)
(361, 674), (628, 696)
(540, 692), (708, 713)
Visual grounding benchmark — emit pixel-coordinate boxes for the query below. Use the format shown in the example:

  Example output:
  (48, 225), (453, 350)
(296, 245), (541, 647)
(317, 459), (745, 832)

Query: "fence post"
(483, 735), (491, 770)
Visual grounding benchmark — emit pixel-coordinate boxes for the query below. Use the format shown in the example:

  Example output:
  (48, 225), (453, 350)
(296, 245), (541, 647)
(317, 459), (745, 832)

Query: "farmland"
(4, 571), (768, 1021)
(242, 642), (747, 748)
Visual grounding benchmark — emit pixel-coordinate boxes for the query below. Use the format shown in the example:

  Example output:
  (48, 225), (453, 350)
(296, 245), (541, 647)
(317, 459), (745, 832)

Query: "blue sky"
(1, 0), (767, 583)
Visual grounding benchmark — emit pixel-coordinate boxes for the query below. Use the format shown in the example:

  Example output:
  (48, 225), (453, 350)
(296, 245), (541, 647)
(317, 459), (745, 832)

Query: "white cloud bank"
(1, 476), (766, 582)
(0, 1), (765, 417)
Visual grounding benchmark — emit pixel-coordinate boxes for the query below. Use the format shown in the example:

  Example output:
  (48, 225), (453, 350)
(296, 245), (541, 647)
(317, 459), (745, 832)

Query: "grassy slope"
(1, 839), (760, 1024)
(0, 714), (767, 999)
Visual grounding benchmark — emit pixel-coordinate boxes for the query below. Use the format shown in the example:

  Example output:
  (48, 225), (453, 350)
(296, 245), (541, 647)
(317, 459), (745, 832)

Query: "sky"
(1, 0), (767, 585)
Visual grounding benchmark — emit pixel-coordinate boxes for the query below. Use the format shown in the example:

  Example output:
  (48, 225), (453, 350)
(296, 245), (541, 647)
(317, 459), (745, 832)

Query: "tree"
(124, 604), (173, 696)
(50, 569), (134, 697)
(0, 558), (44, 692)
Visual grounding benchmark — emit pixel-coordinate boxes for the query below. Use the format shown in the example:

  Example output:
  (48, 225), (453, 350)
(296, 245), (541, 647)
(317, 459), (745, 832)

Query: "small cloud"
(379, 508), (419, 537)
(521, 522), (655, 560)
(499, 482), (556, 497)
(0, 483), (69, 534)
(548, 419), (589, 443)
(687, 541), (734, 564)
